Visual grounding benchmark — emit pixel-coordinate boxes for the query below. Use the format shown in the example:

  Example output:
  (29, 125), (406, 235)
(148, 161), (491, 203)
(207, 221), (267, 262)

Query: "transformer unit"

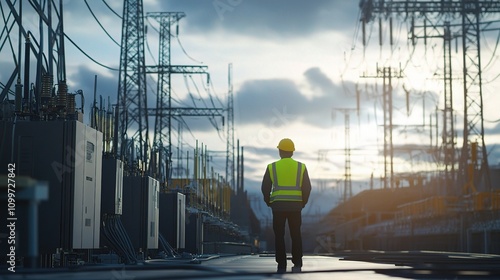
(101, 157), (123, 216)
(185, 211), (204, 254)
(159, 192), (186, 250)
(0, 120), (102, 257)
(122, 176), (159, 254)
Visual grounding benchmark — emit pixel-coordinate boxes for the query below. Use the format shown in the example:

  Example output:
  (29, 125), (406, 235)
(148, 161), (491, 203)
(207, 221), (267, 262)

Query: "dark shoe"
(292, 266), (302, 273)
(277, 267), (287, 274)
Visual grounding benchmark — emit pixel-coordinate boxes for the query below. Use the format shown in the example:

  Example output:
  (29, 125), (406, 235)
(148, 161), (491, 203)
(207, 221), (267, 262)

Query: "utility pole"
(359, 0), (500, 192)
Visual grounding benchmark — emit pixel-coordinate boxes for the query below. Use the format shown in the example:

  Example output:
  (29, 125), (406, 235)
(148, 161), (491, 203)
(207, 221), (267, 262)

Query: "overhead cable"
(0, 2), (18, 65)
(64, 32), (118, 71)
(482, 29), (500, 80)
(145, 33), (158, 67)
(176, 35), (203, 64)
(84, 0), (120, 47)
(102, 0), (122, 19)
(207, 75), (225, 108)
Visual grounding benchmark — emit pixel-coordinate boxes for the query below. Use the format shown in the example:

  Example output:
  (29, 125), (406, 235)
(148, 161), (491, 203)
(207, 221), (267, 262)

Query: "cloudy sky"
(2, 0), (500, 216)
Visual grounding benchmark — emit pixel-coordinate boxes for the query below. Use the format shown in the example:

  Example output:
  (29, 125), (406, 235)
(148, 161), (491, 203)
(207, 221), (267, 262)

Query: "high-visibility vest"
(268, 158), (305, 203)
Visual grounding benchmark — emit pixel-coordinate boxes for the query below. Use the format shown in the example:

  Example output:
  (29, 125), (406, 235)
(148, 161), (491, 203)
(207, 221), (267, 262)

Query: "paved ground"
(3, 253), (500, 279)
(201, 254), (409, 279)
(0, 254), (408, 280)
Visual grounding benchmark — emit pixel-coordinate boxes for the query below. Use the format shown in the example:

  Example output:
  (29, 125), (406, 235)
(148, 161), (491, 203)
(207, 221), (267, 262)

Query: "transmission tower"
(442, 22), (457, 190)
(360, 0), (500, 191)
(334, 108), (357, 202)
(116, 0), (150, 170)
(362, 66), (403, 189)
(145, 12), (223, 184)
(147, 12), (186, 182)
(411, 21), (458, 191)
(226, 63), (235, 190)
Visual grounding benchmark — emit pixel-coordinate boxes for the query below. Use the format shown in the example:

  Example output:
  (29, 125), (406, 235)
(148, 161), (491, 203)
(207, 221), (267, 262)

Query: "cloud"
(486, 123), (500, 166)
(486, 122), (500, 135)
(67, 65), (118, 110)
(234, 67), (358, 127)
(235, 78), (304, 124)
(169, 77), (304, 133)
(304, 67), (337, 96)
(490, 147), (500, 167)
(174, 67), (360, 133)
(60, 0), (359, 41)
(157, 0), (359, 39)
(0, 61), (16, 87)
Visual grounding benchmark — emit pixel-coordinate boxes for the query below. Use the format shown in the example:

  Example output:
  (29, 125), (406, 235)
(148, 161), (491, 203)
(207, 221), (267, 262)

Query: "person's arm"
(301, 168), (312, 208)
(261, 167), (272, 207)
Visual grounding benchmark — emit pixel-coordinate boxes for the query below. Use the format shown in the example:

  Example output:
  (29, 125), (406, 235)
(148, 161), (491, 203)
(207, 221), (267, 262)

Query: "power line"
(102, 0), (122, 19)
(176, 35), (203, 64)
(64, 32), (118, 71)
(84, 0), (120, 47)
(360, 0), (500, 193)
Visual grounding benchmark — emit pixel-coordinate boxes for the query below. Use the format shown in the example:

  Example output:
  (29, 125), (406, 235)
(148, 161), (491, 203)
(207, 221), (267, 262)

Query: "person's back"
(261, 138), (311, 273)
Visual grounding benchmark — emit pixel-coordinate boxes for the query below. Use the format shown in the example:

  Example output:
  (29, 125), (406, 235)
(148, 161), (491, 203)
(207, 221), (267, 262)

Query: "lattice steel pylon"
(382, 68), (395, 190)
(359, 0), (500, 192)
(361, 67), (402, 189)
(226, 63), (235, 190)
(443, 22), (457, 190)
(147, 12), (185, 182)
(334, 108), (357, 201)
(116, 0), (150, 170)
(145, 12), (222, 184)
(411, 21), (458, 191)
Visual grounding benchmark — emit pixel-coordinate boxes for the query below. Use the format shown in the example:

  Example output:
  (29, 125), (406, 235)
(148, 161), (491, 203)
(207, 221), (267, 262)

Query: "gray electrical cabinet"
(72, 123), (102, 249)
(0, 120), (102, 255)
(146, 177), (159, 249)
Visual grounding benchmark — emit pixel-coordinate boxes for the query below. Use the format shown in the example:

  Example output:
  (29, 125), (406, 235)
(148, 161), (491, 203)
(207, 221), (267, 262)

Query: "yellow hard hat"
(277, 138), (295, 152)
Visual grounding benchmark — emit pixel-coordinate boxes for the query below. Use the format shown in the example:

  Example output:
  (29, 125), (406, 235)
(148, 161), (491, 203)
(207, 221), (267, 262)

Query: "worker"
(261, 138), (312, 273)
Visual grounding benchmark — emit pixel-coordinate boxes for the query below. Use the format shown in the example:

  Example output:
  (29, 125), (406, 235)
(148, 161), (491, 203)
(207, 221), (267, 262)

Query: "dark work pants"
(272, 210), (303, 268)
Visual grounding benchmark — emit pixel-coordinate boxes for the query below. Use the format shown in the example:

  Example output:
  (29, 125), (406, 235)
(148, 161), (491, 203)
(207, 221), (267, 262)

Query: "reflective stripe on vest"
(269, 159), (304, 203)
